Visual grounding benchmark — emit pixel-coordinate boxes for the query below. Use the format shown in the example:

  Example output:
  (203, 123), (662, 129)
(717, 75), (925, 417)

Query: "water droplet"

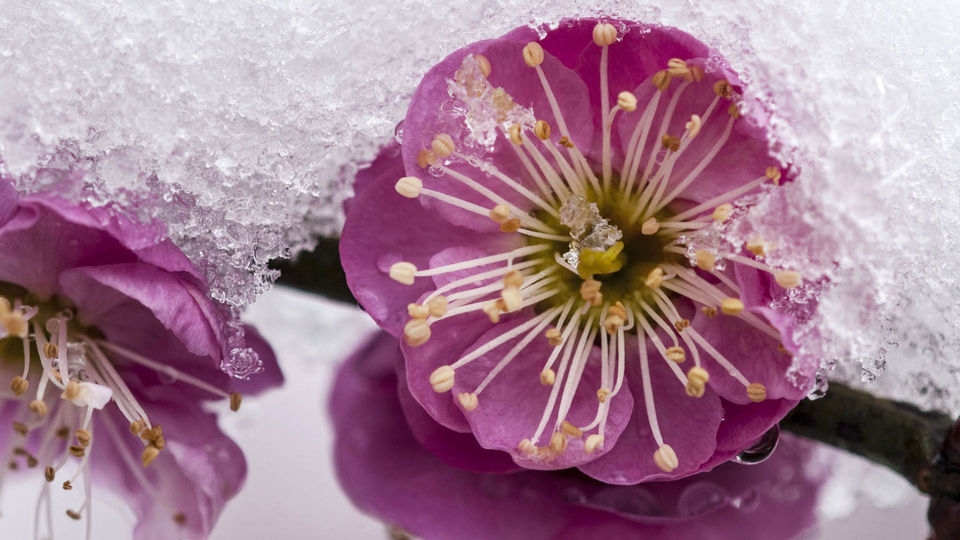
(734, 424), (780, 465)
(676, 482), (729, 517)
(393, 120), (404, 143)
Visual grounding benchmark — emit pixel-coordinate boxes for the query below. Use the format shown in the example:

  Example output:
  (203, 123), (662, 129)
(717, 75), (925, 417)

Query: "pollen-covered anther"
(500, 286), (523, 312)
(508, 124), (523, 145)
(674, 319), (691, 332)
(653, 443), (679, 473)
(685, 366), (710, 398)
(394, 176), (423, 198)
(407, 303), (430, 319)
(474, 54), (491, 77)
(488, 203), (511, 224)
(429, 365), (455, 393)
(68, 445), (85, 458)
(431, 134), (456, 158)
(229, 392), (243, 412)
(747, 382), (768, 402)
(596, 387), (610, 403)
(712, 203), (733, 222)
(604, 302), (627, 335)
(579, 279), (603, 306)
(652, 70), (672, 91)
(765, 166), (782, 185)
(129, 419), (146, 436)
(549, 431), (568, 454)
(540, 368), (556, 386)
(1, 312), (27, 337)
(665, 346), (686, 363)
(720, 297), (745, 315)
(9, 376), (28, 397)
(43, 341), (58, 360)
(702, 306), (718, 318)
(641, 217), (660, 235)
(645, 267), (664, 288)
(775, 270), (803, 289)
(141, 425), (163, 443)
(29, 400), (47, 416)
(560, 420), (583, 438)
(518, 438), (537, 456)
(695, 250), (716, 271)
(584, 434), (604, 454)
(44, 466), (55, 482)
(617, 91), (637, 112)
(483, 299), (506, 323)
(457, 392), (478, 411)
(61, 380), (80, 401)
(62, 481), (72, 491)
(558, 136), (574, 149)
(416, 148), (438, 168)
(592, 22), (618, 46)
(685, 114), (702, 138)
(141, 445), (161, 467)
(522, 42), (545, 68)
(661, 134), (680, 152)
(503, 269), (525, 288)
(499, 218), (521, 233)
(534, 120), (551, 140)
(666, 58), (689, 77)
(403, 318), (431, 347)
(713, 79), (733, 98)
(728, 102), (742, 119)
(427, 296), (448, 317)
(745, 237), (766, 257)
(544, 328), (562, 346)
(75, 429), (92, 448)
(389, 262), (417, 285)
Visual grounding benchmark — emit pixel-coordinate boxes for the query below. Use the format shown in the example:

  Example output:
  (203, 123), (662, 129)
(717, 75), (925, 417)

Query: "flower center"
(0, 288), (241, 533)
(387, 23), (802, 474)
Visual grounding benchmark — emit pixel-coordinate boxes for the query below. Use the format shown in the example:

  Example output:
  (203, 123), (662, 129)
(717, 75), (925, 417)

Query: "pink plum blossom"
(0, 172), (282, 539)
(340, 18), (814, 482)
(332, 331), (825, 540)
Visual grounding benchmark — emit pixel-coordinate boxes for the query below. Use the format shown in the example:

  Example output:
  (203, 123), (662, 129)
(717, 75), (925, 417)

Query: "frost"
(1, 1), (959, 410)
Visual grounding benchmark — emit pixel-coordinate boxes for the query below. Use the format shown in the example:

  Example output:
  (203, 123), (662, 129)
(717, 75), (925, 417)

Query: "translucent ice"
(1, 1), (959, 410)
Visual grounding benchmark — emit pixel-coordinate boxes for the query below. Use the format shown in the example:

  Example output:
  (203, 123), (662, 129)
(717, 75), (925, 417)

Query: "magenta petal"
(59, 264), (222, 364)
(94, 404), (245, 540)
(581, 338), (721, 483)
(451, 320), (633, 469)
(340, 163), (515, 336)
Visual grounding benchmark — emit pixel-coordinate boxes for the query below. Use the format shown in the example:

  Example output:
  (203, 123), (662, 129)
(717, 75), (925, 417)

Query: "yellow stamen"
(577, 241), (624, 279)
(534, 120), (551, 140)
(584, 434), (604, 454)
(712, 203), (733, 222)
(141, 445), (161, 467)
(9, 376), (28, 397)
(403, 319), (431, 347)
(747, 382), (767, 402)
(592, 22), (617, 46)
(488, 204), (511, 224)
(653, 443), (679, 473)
(229, 392), (242, 412)
(474, 54), (491, 77)
(407, 303), (430, 319)
(775, 270), (802, 289)
(641, 217), (660, 235)
(540, 368), (556, 386)
(579, 279), (604, 306)
(617, 91), (637, 112)
(560, 420), (583, 438)
(685, 366), (710, 398)
(522, 42), (544, 68)
(427, 296), (448, 317)
(720, 297), (745, 315)
(652, 70), (671, 91)
(549, 431), (567, 454)
(429, 365), (455, 393)
(395, 176), (422, 198)
(665, 346), (686, 363)
(645, 267), (664, 289)
(695, 250), (716, 271)
(389, 262), (417, 285)
(457, 392), (478, 411)
(431, 134), (455, 158)
(544, 328), (562, 346)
